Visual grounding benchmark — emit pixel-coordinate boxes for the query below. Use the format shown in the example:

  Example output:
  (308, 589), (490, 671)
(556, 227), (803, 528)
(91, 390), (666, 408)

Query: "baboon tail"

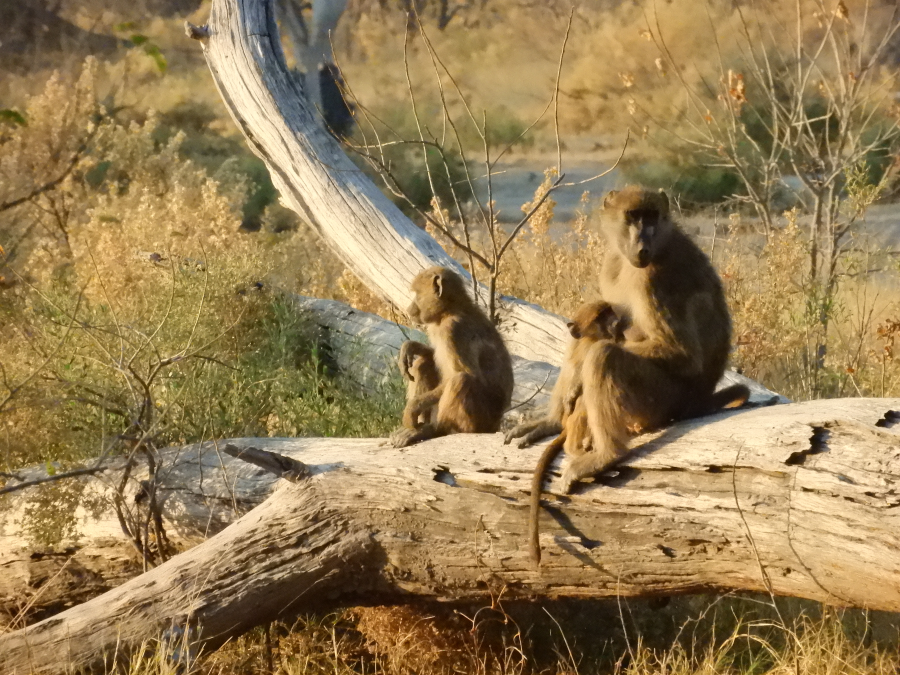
(708, 384), (751, 411)
(530, 435), (565, 566)
(676, 384), (751, 421)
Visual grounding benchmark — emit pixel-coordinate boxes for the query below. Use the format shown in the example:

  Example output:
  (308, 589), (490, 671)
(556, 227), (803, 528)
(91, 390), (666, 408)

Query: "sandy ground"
(483, 155), (900, 262)
(475, 157), (622, 223)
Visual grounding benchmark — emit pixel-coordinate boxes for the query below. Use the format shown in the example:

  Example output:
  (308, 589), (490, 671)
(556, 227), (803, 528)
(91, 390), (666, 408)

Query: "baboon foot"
(388, 427), (419, 448)
(560, 451), (620, 494)
(387, 424), (440, 448)
(504, 419), (561, 448)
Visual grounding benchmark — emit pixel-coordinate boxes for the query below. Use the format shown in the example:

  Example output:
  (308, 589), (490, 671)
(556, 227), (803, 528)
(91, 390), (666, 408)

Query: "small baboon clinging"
(398, 341), (441, 427)
(388, 266), (514, 448)
(504, 303), (629, 449)
(529, 301), (619, 564)
(506, 186), (748, 452)
(558, 186), (748, 492)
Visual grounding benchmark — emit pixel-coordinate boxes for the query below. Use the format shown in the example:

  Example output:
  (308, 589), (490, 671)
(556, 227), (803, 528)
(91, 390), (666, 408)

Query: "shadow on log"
(2, 398), (900, 673)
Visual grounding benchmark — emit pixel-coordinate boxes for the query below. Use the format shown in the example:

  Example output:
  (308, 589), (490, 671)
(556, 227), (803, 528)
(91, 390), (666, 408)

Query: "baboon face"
(567, 302), (617, 341)
(603, 187), (671, 269)
(406, 266), (468, 325)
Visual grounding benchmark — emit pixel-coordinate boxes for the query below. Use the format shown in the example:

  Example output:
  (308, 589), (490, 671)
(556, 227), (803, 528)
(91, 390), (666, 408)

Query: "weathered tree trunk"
(0, 297), (781, 627)
(185, 0), (769, 404)
(6, 0), (889, 672)
(2, 398), (900, 673)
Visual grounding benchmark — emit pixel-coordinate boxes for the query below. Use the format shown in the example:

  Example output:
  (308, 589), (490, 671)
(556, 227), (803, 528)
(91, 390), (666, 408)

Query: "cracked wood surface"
(0, 295), (780, 627)
(2, 398), (899, 673)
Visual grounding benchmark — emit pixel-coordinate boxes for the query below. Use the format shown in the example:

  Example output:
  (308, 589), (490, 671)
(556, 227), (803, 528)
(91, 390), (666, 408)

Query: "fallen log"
(0, 295), (781, 626)
(2, 398), (899, 673)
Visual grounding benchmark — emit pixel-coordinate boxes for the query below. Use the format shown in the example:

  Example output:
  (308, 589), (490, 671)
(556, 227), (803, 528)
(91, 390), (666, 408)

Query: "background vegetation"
(2, 0), (900, 672)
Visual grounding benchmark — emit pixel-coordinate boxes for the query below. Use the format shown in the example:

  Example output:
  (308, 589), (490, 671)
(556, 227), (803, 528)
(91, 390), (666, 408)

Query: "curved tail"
(677, 383), (750, 421)
(708, 384), (751, 411)
(530, 434), (566, 565)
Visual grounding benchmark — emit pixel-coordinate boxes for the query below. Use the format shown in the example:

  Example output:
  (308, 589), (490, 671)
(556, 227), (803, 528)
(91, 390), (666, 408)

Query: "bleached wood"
(190, 0), (567, 364)
(189, 0), (782, 403)
(2, 398), (899, 673)
(0, 294), (780, 630)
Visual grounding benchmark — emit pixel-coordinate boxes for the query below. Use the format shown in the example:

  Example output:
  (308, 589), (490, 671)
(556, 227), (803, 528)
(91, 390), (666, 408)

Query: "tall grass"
(2, 5), (900, 674)
(100, 600), (898, 675)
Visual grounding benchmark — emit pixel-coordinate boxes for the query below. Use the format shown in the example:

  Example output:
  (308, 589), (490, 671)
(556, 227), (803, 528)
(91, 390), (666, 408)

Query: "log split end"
(222, 443), (310, 482)
(185, 22), (210, 43)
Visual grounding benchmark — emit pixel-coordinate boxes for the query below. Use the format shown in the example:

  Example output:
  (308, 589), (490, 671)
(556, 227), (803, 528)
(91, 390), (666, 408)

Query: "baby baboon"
(529, 302), (616, 564)
(399, 341), (441, 427)
(505, 298), (638, 449)
(388, 266), (514, 448)
(561, 186), (748, 492)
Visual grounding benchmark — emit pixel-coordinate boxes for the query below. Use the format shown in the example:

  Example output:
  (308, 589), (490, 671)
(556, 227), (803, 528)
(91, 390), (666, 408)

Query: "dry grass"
(3, 4), (900, 674)
(89, 599), (899, 675)
(498, 169), (607, 316)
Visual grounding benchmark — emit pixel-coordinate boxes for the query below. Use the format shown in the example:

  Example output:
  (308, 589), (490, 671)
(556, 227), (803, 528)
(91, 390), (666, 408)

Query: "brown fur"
(505, 300), (641, 449)
(560, 186), (748, 491)
(388, 267), (514, 448)
(399, 341), (441, 427)
(528, 302), (612, 564)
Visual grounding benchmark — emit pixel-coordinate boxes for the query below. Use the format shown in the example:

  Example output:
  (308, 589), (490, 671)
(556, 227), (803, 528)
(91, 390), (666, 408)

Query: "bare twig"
(0, 284), (88, 415)
(0, 466), (109, 496)
(0, 123), (99, 214)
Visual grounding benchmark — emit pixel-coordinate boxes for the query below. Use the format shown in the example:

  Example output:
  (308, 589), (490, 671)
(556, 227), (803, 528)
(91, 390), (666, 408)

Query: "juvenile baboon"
(560, 186), (748, 492)
(398, 341), (441, 427)
(388, 266), (514, 448)
(505, 291), (639, 449)
(504, 303), (626, 448)
(529, 302), (616, 564)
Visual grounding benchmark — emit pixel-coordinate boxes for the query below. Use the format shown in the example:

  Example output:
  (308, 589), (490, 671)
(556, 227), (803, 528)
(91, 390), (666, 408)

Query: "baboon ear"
(603, 190), (619, 209)
(656, 189), (670, 217)
(432, 273), (443, 298)
(567, 321), (581, 339)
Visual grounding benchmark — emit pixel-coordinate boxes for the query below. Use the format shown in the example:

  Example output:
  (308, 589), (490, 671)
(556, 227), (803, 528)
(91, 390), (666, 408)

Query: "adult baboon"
(560, 186), (748, 491)
(388, 267), (514, 448)
(506, 188), (746, 453)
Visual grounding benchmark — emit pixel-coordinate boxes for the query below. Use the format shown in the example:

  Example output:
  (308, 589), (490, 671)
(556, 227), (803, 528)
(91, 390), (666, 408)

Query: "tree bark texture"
(2, 398), (900, 673)
(0, 296), (780, 628)
(287, 295), (558, 409)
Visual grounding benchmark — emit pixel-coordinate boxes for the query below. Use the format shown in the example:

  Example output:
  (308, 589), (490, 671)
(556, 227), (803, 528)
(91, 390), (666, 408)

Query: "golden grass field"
(1, 0), (900, 672)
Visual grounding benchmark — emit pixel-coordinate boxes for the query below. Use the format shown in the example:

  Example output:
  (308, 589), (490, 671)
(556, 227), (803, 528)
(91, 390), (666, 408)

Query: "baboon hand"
(503, 423), (527, 445)
(506, 419), (562, 448)
(398, 342), (417, 382)
(504, 419), (542, 446)
(400, 354), (414, 382)
(563, 384), (582, 416)
(388, 426), (418, 448)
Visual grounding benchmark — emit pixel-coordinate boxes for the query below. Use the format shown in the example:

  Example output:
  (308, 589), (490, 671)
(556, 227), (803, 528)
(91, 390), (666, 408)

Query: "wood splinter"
(222, 443), (310, 482)
(184, 22), (210, 42)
